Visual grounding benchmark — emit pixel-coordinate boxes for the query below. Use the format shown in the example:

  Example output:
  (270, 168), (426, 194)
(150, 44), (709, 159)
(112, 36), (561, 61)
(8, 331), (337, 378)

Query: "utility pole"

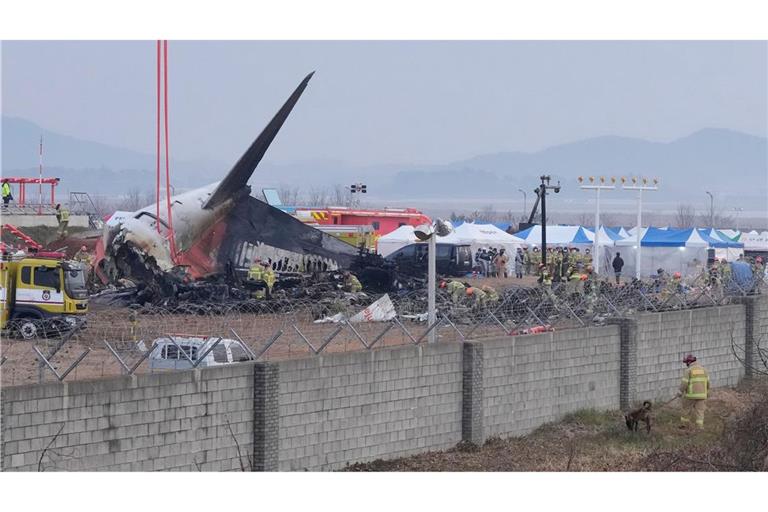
(706, 191), (714, 228)
(578, 176), (616, 275)
(538, 175), (561, 267)
(622, 177), (659, 278)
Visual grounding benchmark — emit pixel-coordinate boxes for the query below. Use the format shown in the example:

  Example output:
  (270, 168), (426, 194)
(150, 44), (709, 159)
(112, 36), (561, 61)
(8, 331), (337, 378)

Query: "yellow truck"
(0, 252), (89, 338)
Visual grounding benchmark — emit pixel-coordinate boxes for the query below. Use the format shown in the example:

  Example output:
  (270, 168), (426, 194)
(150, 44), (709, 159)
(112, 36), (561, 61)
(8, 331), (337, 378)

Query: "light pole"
(518, 188), (527, 218)
(622, 177), (659, 279)
(734, 207), (743, 230)
(414, 219), (453, 344)
(705, 191), (714, 228)
(578, 176), (616, 275)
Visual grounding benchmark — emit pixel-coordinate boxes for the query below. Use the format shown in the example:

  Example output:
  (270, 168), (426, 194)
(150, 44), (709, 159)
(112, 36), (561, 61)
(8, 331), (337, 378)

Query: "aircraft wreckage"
(82, 72), (400, 305)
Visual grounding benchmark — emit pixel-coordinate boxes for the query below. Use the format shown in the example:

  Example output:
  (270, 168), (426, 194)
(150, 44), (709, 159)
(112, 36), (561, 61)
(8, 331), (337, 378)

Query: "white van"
(148, 336), (254, 370)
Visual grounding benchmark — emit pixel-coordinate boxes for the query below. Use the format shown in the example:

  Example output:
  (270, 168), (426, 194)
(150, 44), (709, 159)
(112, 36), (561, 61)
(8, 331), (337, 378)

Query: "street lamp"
(578, 176), (616, 275)
(517, 188), (527, 218)
(414, 219), (454, 344)
(734, 207), (743, 230)
(622, 177), (659, 279)
(705, 191), (714, 228)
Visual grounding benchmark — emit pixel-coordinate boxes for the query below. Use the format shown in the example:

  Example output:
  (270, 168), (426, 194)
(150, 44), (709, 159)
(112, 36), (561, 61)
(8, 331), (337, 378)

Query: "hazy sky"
(2, 41), (766, 166)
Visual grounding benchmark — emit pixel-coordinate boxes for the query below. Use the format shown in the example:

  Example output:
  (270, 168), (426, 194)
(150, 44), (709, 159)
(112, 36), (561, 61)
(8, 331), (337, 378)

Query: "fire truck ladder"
(0, 223), (43, 251)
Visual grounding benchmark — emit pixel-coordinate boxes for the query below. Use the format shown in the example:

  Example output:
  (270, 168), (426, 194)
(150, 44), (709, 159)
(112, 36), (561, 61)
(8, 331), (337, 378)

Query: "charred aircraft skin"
(218, 195), (357, 273)
(90, 71), (358, 288)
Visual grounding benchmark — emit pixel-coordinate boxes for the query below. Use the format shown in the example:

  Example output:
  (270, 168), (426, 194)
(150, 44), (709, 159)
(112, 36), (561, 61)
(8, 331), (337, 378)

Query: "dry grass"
(345, 381), (768, 472)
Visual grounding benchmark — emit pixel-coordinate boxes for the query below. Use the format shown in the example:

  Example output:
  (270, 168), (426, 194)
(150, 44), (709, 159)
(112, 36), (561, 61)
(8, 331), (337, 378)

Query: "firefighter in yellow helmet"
(466, 285), (487, 307)
(441, 279), (466, 303)
(678, 354), (709, 430)
(481, 284), (499, 304)
(261, 262), (277, 298)
(342, 271), (362, 293)
(55, 203), (70, 238)
(73, 245), (91, 265)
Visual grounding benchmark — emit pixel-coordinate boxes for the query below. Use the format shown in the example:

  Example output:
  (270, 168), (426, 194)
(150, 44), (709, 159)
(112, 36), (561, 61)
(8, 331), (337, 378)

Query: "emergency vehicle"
(293, 206), (430, 235)
(0, 251), (89, 338)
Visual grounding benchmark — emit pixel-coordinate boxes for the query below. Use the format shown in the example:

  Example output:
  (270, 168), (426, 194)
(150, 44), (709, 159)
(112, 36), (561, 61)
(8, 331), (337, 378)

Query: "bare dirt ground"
(345, 380), (768, 472)
(0, 274), (543, 386)
(2, 304), (525, 386)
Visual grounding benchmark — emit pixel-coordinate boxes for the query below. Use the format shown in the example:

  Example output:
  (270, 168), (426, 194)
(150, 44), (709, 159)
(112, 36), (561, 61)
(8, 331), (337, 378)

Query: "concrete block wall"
(736, 295), (768, 378)
(274, 342), (463, 471)
(480, 325), (621, 440)
(1, 364), (254, 471)
(3, 297), (765, 472)
(634, 305), (746, 402)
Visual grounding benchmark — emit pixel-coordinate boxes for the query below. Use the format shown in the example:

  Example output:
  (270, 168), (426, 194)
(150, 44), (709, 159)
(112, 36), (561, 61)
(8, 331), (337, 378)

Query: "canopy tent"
(615, 227), (709, 247)
(377, 225), (417, 257)
(451, 220), (513, 233)
(717, 229), (741, 242)
(432, 222), (524, 261)
(583, 226), (626, 243)
(451, 222), (524, 249)
(512, 225), (599, 246)
(697, 228), (744, 261)
(610, 226), (631, 239)
(696, 228), (743, 249)
(615, 228), (709, 277)
(740, 231), (768, 251)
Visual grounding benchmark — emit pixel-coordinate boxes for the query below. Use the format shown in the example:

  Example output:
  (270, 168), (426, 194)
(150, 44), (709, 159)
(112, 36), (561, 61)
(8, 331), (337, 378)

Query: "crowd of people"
(472, 245), (595, 282)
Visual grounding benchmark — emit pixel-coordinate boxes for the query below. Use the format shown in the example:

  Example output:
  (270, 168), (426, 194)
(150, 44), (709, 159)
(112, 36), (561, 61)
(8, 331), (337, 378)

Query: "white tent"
(740, 231), (768, 251)
(616, 227), (631, 239)
(615, 227), (709, 277)
(451, 222), (524, 253)
(377, 225), (417, 257)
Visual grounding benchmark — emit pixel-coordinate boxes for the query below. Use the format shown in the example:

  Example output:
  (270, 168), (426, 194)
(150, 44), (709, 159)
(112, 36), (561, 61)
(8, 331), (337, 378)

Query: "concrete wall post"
(252, 362), (279, 471)
(610, 318), (638, 410)
(462, 342), (485, 445)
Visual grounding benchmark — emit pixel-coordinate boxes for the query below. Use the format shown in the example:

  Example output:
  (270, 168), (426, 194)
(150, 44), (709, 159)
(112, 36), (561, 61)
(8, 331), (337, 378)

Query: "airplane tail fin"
(203, 72), (314, 209)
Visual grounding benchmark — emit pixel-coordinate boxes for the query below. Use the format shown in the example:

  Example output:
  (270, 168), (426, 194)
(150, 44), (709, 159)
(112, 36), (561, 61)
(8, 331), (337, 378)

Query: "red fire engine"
(292, 206), (431, 236)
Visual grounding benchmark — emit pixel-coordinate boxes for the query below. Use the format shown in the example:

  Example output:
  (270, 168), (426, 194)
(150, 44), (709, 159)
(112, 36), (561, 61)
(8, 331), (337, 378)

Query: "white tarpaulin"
(314, 294), (396, 324)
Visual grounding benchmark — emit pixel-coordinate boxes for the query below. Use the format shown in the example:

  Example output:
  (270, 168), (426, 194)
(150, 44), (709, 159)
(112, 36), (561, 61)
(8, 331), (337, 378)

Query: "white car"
(148, 336), (254, 370)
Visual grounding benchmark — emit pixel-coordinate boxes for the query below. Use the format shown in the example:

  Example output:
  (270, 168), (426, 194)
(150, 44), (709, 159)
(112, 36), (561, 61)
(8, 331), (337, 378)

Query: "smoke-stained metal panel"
(218, 196), (357, 270)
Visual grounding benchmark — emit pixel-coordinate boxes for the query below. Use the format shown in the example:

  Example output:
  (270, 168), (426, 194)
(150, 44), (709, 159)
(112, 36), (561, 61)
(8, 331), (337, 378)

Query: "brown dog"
(624, 401), (652, 433)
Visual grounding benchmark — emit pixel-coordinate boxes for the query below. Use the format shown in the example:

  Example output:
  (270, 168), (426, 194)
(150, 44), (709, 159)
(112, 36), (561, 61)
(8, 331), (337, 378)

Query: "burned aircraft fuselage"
(95, 71), (358, 287)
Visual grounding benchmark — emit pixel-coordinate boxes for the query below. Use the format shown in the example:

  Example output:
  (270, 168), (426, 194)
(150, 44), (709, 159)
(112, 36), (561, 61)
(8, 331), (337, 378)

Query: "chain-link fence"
(2, 269), (766, 386)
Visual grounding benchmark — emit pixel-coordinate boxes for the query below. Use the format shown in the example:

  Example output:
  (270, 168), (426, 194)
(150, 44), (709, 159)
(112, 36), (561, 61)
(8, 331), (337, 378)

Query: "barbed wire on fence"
(3, 270), (766, 385)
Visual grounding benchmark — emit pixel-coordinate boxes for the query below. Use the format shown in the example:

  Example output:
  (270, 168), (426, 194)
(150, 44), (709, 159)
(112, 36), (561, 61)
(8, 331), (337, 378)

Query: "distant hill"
(1, 116), (225, 194)
(3, 116), (765, 207)
(384, 129), (767, 204)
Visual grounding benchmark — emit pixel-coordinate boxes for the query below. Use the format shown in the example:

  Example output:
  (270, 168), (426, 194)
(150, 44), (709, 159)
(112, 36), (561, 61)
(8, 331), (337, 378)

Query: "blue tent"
(514, 225), (597, 245)
(616, 227), (709, 248)
(697, 228), (744, 248)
